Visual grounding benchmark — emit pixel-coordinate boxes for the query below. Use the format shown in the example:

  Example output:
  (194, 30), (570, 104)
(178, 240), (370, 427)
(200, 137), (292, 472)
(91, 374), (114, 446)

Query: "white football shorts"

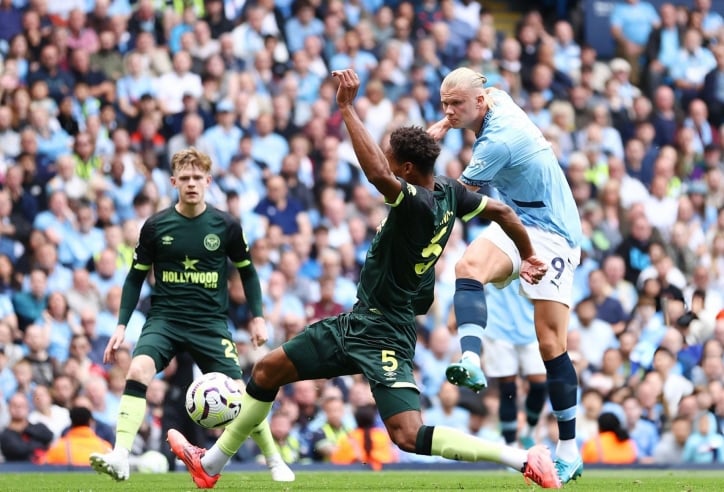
(482, 335), (546, 377)
(479, 222), (581, 307)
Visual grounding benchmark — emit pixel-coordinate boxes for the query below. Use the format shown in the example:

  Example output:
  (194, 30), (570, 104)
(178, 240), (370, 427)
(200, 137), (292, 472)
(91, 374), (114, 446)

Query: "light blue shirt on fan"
(485, 278), (537, 345)
(610, 1), (660, 46)
(460, 89), (582, 248)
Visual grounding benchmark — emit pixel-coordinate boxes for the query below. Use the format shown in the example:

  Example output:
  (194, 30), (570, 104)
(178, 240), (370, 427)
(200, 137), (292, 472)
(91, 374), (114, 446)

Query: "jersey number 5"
(415, 226), (448, 275)
(381, 350), (398, 372)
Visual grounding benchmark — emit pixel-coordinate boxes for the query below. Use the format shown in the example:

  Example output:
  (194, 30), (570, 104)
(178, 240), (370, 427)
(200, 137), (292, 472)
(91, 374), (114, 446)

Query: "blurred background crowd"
(0, 0), (723, 471)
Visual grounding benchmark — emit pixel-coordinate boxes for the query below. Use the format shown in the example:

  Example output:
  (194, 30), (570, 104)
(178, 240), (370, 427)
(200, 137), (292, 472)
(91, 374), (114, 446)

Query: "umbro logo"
(162, 236), (174, 245)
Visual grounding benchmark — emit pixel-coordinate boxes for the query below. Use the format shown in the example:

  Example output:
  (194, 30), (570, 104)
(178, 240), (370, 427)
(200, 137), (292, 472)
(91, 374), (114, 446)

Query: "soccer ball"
(185, 372), (243, 429)
(134, 450), (170, 474)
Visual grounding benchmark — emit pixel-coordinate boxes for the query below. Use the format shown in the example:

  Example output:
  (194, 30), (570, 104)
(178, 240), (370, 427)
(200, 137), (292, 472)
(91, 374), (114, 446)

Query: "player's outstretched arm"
(332, 69), (401, 202)
(478, 198), (547, 283)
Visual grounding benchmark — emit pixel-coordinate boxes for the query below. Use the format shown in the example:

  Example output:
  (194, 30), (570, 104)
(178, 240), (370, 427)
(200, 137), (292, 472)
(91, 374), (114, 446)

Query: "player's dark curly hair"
(388, 126), (440, 175)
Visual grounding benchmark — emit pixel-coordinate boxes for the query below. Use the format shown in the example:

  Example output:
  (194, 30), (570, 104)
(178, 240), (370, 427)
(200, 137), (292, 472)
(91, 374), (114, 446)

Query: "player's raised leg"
(446, 235), (514, 392)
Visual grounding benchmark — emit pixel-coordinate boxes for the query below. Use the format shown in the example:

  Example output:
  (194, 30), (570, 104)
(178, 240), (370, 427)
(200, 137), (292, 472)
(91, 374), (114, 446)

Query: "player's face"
(440, 86), (480, 130)
(171, 164), (210, 205)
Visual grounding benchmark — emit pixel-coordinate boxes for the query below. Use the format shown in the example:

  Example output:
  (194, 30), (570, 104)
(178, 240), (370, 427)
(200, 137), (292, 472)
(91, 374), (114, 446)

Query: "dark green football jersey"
(132, 205), (252, 322)
(355, 176), (488, 325)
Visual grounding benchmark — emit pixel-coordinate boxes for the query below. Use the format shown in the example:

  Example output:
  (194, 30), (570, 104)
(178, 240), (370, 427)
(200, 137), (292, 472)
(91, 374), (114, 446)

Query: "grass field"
(1, 469), (723, 491)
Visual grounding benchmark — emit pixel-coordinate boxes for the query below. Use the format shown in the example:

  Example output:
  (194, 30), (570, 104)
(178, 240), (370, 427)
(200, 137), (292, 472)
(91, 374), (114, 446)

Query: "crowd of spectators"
(0, 0), (723, 469)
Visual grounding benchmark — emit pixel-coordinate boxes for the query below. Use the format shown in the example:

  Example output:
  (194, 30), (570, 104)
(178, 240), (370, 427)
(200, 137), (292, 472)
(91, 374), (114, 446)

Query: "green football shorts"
(283, 311), (421, 419)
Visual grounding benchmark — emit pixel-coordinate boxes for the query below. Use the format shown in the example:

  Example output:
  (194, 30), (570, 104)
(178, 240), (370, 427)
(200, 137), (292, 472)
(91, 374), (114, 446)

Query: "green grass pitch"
(1, 469), (723, 491)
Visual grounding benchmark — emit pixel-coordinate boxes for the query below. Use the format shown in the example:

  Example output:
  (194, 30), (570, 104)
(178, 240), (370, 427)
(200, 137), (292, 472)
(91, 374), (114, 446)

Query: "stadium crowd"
(0, 0), (723, 470)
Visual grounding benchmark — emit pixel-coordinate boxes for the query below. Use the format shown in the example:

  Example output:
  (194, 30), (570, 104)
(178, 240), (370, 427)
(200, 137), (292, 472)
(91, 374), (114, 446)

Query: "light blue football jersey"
(484, 278), (536, 345)
(460, 89), (582, 247)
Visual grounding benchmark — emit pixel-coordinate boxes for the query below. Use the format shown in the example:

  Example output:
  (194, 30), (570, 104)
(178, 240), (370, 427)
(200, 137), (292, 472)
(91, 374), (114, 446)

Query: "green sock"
(431, 426), (519, 466)
(115, 394), (147, 451)
(216, 393), (273, 458)
(250, 419), (279, 459)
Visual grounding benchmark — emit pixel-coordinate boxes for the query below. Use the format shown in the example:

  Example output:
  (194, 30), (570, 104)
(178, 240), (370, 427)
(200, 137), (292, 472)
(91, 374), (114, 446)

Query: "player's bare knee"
(384, 414), (421, 452)
(455, 256), (488, 281)
(455, 245), (510, 283)
(387, 425), (417, 452)
(251, 359), (273, 387)
(126, 355), (156, 384)
(538, 337), (565, 360)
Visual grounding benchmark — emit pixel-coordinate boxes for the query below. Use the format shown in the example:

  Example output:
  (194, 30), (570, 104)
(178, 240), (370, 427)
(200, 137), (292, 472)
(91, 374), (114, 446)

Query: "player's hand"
(248, 316), (268, 348)
(103, 325), (126, 364)
(520, 256), (548, 284)
(427, 119), (452, 141)
(332, 69), (360, 108)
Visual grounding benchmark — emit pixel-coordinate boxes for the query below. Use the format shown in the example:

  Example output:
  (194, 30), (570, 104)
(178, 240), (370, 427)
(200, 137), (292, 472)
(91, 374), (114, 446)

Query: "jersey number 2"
(221, 339), (238, 360)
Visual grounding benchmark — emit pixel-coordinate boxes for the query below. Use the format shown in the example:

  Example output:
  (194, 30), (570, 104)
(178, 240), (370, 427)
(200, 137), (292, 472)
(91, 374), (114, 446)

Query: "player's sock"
(115, 380), (147, 451)
(416, 425), (527, 470)
(249, 418), (278, 459)
(544, 352), (578, 462)
(204, 381), (277, 475)
(499, 381), (518, 445)
(454, 278), (487, 359)
(525, 381), (547, 430)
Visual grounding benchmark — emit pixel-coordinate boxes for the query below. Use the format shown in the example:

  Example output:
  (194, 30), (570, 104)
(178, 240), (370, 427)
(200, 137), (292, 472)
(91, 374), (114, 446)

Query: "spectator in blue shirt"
(254, 175), (309, 238)
(701, 44), (724, 127)
(696, 0), (724, 42)
(670, 28), (717, 111)
(644, 3), (684, 97)
(33, 242), (73, 294)
(248, 110), (287, 168)
(329, 30), (378, 95)
(622, 395), (659, 462)
(0, 0), (23, 48)
(88, 248), (127, 301)
(12, 269), (48, 332)
(610, 0), (660, 86)
(94, 160), (133, 223)
(29, 106), (72, 164)
(284, 0), (324, 55)
(116, 53), (157, 124)
(27, 44), (76, 104)
(682, 411), (724, 463)
(202, 99), (243, 175)
(35, 291), (76, 363)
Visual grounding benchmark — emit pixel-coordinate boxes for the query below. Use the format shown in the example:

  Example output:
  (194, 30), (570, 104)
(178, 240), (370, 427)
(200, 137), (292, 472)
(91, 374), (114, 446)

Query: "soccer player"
(483, 278), (547, 449)
(427, 67), (584, 483)
(167, 69), (561, 489)
(88, 148), (294, 482)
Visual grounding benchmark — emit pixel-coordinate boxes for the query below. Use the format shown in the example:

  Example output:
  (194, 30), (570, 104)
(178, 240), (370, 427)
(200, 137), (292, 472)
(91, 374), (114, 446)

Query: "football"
(185, 372), (243, 429)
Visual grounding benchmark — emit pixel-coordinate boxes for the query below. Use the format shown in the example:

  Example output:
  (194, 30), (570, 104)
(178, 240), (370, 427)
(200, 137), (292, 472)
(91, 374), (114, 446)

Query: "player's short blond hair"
(441, 67), (487, 92)
(170, 147), (212, 175)
(441, 67), (495, 107)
